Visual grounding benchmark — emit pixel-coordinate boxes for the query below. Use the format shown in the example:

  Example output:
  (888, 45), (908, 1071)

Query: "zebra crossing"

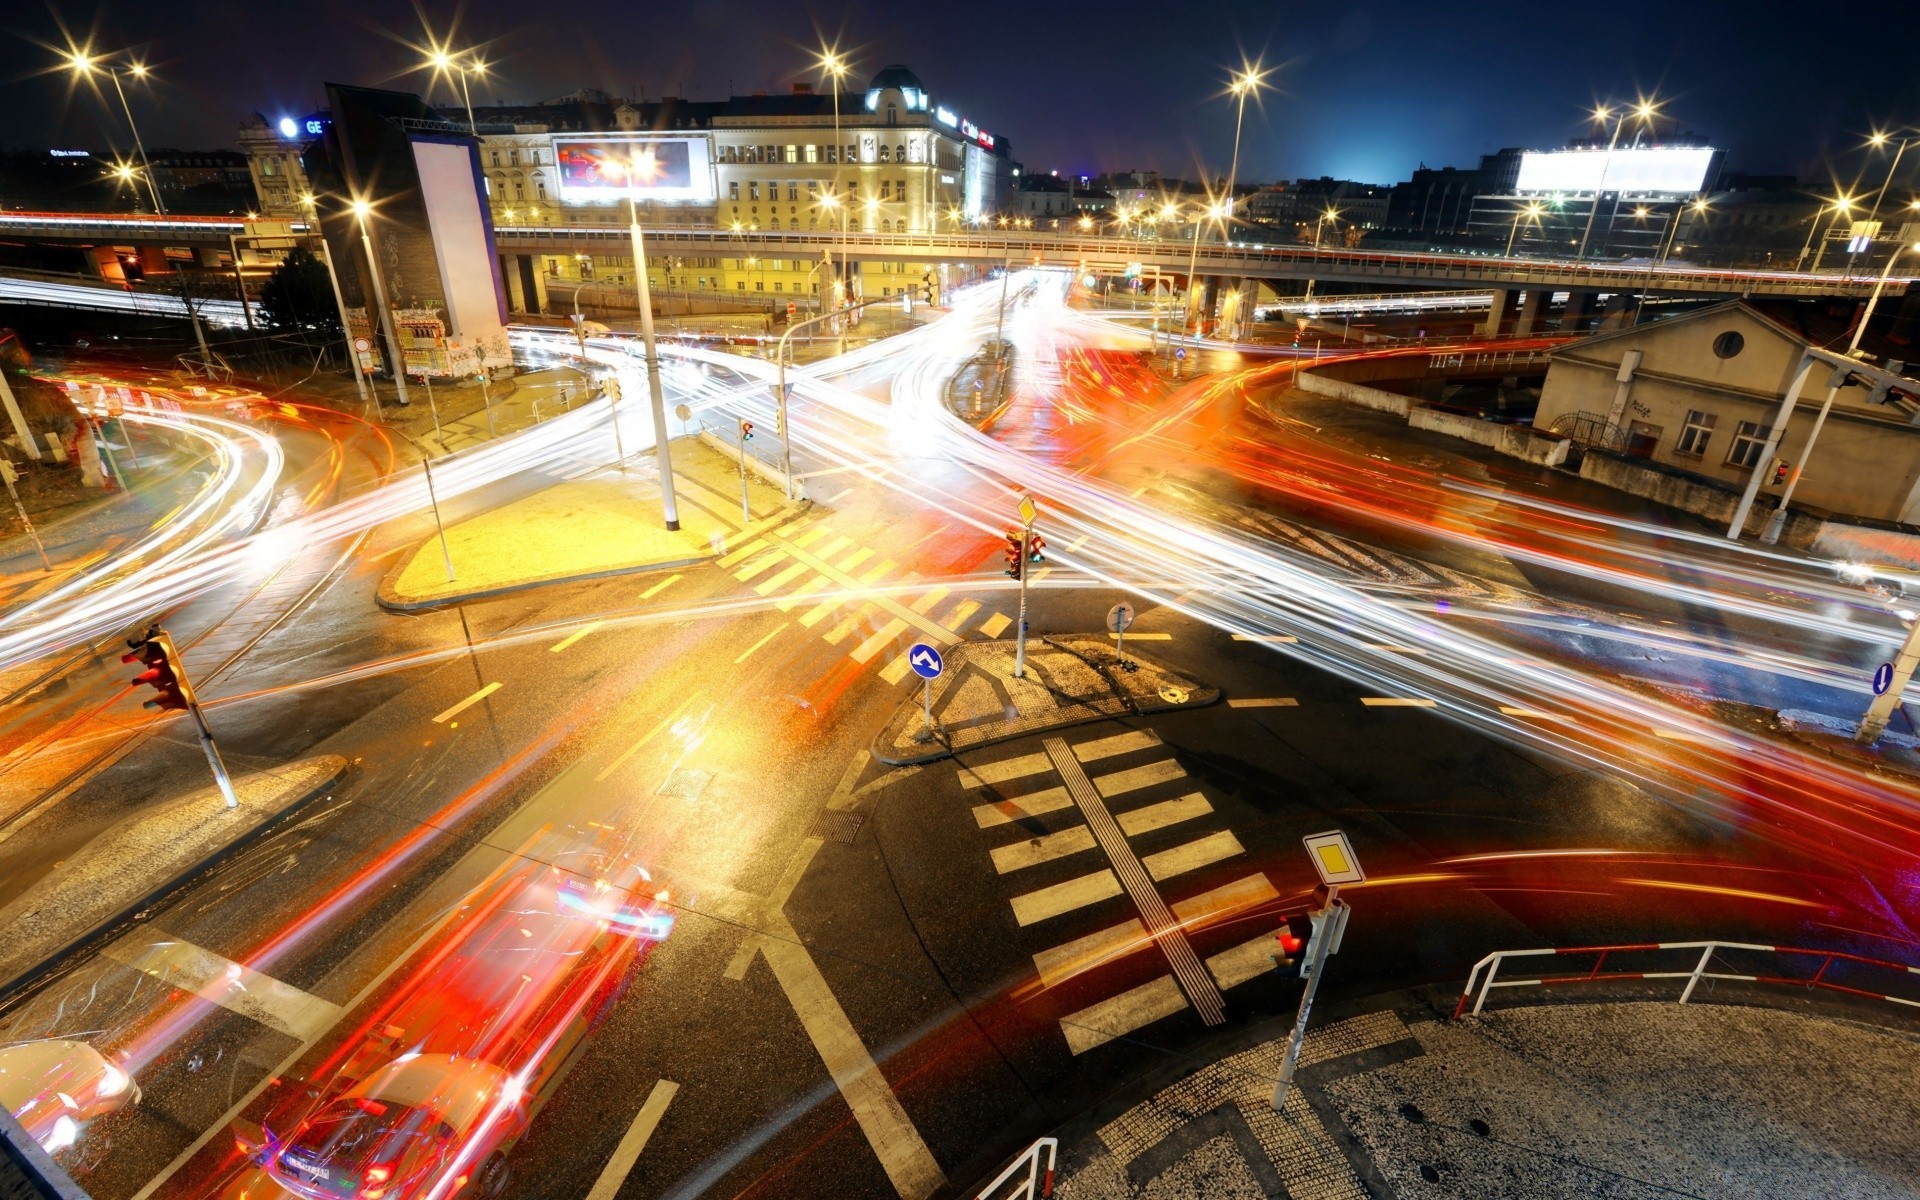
(957, 728), (1286, 1055)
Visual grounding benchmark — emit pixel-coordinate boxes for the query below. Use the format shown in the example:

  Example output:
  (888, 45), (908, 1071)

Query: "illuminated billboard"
(1516, 147), (1715, 195)
(552, 136), (715, 203)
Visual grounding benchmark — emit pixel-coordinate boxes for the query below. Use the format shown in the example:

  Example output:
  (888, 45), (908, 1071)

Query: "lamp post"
(1302, 206), (1340, 302)
(1631, 197), (1708, 325)
(352, 200), (411, 408)
(1855, 130), (1916, 275)
(817, 191), (852, 354)
(1576, 99), (1657, 260)
(1505, 200), (1545, 256)
(818, 50), (851, 354)
(616, 151), (681, 531)
(428, 48), (487, 134)
(67, 51), (214, 370)
(1805, 196), (1854, 273)
(1222, 64), (1269, 241)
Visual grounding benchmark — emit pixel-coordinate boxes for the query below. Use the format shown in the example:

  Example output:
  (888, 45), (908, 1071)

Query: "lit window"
(785, 145), (798, 163)
(805, 144), (819, 164)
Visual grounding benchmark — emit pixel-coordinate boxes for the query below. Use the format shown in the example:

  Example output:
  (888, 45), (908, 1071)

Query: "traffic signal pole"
(1272, 886), (1348, 1111)
(126, 626), (237, 809)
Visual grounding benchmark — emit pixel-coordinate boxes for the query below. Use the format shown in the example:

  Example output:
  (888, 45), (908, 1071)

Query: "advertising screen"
(553, 137), (715, 202)
(411, 139), (508, 369)
(1516, 147), (1714, 195)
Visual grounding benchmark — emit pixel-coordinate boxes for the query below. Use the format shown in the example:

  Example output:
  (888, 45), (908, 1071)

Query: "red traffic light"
(1003, 530), (1025, 580)
(1275, 928), (1303, 957)
(123, 634), (189, 713)
(1026, 532), (1047, 563)
(741, 419), (754, 442)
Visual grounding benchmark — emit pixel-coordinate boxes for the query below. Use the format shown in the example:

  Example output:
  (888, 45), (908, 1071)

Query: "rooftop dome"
(866, 65), (925, 93)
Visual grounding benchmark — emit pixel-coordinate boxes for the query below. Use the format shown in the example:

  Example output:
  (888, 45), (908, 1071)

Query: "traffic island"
(872, 636), (1218, 765)
(0, 754), (349, 998)
(377, 439), (804, 611)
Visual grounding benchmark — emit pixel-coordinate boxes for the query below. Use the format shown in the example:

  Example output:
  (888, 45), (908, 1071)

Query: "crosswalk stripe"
(1206, 935), (1281, 990)
(1044, 739), (1225, 1026)
(1061, 975), (1188, 1056)
(1142, 830), (1245, 882)
(1229, 697), (1299, 708)
(971, 785), (1073, 828)
(1115, 793), (1211, 838)
(980, 612), (1012, 638)
(1170, 873), (1280, 923)
(734, 549), (790, 581)
(957, 753), (1053, 788)
(815, 535), (853, 559)
(791, 524), (830, 548)
(715, 537), (766, 568)
(879, 654), (914, 685)
(990, 825), (1098, 874)
(778, 575), (832, 612)
(1010, 870), (1124, 926)
(939, 599), (981, 633)
(1231, 633), (1298, 644)
(755, 562), (811, 596)
(836, 547), (874, 572)
(910, 586), (951, 614)
(763, 533), (955, 647)
(798, 592), (844, 627)
(823, 603), (874, 645)
(858, 559), (897, 585)
(850, 617), (909, 663)
(1032, 919), (1148, 989)
(104, 931), (342, 1042)
(1093, 758), (1186, 799)
(1361, 697), (1437, 708)
(1073, 729), (1162, 762)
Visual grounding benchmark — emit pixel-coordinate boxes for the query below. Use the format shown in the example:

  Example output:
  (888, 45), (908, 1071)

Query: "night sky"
(3, 1), (1915, 190)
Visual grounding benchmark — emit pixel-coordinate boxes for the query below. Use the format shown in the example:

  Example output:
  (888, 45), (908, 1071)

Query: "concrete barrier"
(1809, 520), (1920, 571)
(1295, 370), (1411, 416)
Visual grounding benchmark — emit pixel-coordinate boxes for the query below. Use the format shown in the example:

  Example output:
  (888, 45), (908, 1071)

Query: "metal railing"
(975, 1137), (1057, 1200)
(1454, 939), (1920, 1019)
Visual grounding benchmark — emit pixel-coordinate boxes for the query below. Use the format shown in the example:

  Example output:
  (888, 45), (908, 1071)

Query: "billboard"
(1516, 147), (1715, 195)
(412, 138), (509, 369)
(553, 136), (715, 202)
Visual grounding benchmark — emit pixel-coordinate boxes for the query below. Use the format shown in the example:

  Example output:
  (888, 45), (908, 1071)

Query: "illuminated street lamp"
(1181, 200), (1229, 345)
(1854, 129), (1918, 274)
(1576, 98), (1659, 259)
(1632, 197), (1709, 324)
(425, 43), (488, 135)
(817, 48), (851, 348)
(1805, 194), (1856, 273)
(608, 151), (681, 530)
(1505, 200), (1546, 256)
(1222, 62), (1271, 237)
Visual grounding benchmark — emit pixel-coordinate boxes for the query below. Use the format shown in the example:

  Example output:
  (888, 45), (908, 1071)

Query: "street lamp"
(1576, 98), (1659, 258)
(609, 151), (682, 531)
(1222, 62), (1271, 238)
(1302, 206), (1341, 301)
(351, 198), (412, 410)
(1181, 200), (1228, 343)
(1855, 129), (1917, 275)
(425, 44), (487, 134)
(1505, 200), (1546, 256)
(1632, 197), (1709, 325)
(1806, 195), (1856, 273)
(817, 48), (851, 351)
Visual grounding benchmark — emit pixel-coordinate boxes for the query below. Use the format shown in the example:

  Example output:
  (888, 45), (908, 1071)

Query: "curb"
(0, 754), (350, 1002)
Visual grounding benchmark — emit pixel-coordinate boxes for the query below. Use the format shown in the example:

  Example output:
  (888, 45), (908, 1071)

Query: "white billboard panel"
(411, 139), (508, 369)
(553, 136), (715, 203)
(1516, 147), (1714, 195)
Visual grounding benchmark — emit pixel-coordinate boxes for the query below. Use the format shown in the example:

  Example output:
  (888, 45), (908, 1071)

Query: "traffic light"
(604, 375), (622, 402)
(1003, 530), (1025, 579)
(740, 419), (754, 443)
(1771, 459), (1791, 486)
(1026, 532), (1047, 565)
(122, 627), (190, 713)
(921, 273), (936, 305)
(1275, 913), (1314, 979)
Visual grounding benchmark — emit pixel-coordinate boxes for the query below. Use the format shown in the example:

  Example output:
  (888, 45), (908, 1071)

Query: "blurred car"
(0, 1038), (139, 1154)
(216, 825), (671, 1200)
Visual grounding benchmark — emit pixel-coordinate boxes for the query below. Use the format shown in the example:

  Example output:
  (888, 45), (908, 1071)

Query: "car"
(0, 1038), (140, 1154)
(212, 826), (670, 1200)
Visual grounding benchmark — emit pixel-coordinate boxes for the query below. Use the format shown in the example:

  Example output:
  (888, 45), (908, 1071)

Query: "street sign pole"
(1858, 619), (1920, 744)
(156, 629), (238, 810)
(1014, 494), (1038, 679)
(908, 643), (945, 742)
(1273, 830), (1365, 1112)
(0, 463), (50, 570)
(1108, 602), (1137, 671)
(738, 420), (753, 523)
(420, 459), (455, 583)
(1271, 883), (1338, 1112)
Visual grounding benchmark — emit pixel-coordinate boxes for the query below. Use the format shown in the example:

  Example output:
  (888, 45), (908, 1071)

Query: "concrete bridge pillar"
(1199, 276), (1223, 335)
(1561, 290), (1599, 333)
(1514, 289), (1549, 336)
(1597, 293), (1635, 332)
(1235, 278), (1261, 340)
(1479, 287), (1517, 337)
(499, 254), (527, 313)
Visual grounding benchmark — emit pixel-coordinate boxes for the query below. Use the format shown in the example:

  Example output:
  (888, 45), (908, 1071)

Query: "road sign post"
(420, 459), (455, 583)
(1108, 602), (1136, 671)
(1273, 830), (1364, 1112)
(908, 642), (945, 741)
(737, 419), (755, 522)
(0, 461), (50, 571)
(1858, 618), (1920, 744)
(1015, 494), (1038, 679)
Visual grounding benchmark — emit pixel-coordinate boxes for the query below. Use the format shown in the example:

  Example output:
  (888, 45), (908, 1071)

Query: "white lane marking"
(759, 918), (947, 1199)
(641, 573), (682, 599)
(980, 612), (1012, 638)
(755, 561), (811, 596)
(1010, 870), (1124, 926)
(909, 586), (950, 614)
(971, 785), (1074, 828)
(851, 617), (910, 664)
(1115, 793), (1211, 838)
(714, 537), (766, 568)
(432, 682), (500, 724)
(733, 622), (789, 664)
(734, 549), (790, 582)
(990, 825), (1098, 874)
(825, 486), (855, 504)
(1229, 697), (1298, 708)
(879, 653), (914, 685)
(1072, 729), (1162, 762)
(103, 931), (342, 1043)
(791, 524), (831, 548)
(1207, 935), (1281, 990)
(1142, 830), (1245, 882)
(549, 620), (604, 653)
(1062, 975), (1188, 1055)
(584, 1079), (680, 1200)
(957, 752), (1053, 788)
(1033, 919), (1149, 989)
(778, 574), (832, 612)
(1092, 758), (1186, 798)
(1232, 633), (1297, 644)
(1360, 697), (1437, 708)
(1107, 631), (1169, 640)
(1170, 874), (1280, 924)
(938, 599), (981, 633)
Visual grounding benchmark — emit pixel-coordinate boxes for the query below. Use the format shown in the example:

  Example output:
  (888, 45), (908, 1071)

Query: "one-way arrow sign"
(908, 643), (945, 680)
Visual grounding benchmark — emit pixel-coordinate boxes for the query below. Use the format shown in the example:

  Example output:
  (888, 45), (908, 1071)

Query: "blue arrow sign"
(1873, 662), (1895, 695)
(908, 643), (944, 680)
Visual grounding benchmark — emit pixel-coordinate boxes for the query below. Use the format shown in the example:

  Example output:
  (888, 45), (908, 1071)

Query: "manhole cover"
(1158, 684), (1190, 705)
(810, 809), (865, 845)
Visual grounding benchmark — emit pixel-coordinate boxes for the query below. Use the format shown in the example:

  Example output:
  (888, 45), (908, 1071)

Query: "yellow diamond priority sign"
(1302, 830), (1364, 886)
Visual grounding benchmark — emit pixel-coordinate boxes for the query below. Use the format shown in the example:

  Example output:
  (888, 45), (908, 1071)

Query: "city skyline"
(3, 0), (1915, 190)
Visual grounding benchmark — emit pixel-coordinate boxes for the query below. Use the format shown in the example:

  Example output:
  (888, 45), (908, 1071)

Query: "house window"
(879, 145), (891, 163)
(490, 151), (501, 167)
(530, 150), (540, 165)
(881, 181), (892, 199)
(514, 182), (525, 201)
(805, 144), (819, 164)
(785, 145), (798, 163)
(509, 149), (520, 167)
(730, 182), (739, 200)
(738, 281), (746, 290)
(1727, 420), (1771, 468)
(749, 182), (760, 201)
(536, 180), (547, 200)
(1675, 410), (1716, 457)
(788, 183), (798, 201)
(895, 146), (905, 163)
(774, 281), (783, 292)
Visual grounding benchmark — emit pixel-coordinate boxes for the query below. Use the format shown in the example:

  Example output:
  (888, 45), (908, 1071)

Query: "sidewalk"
(377, 436), (800, 611)
(389, 365), (594, 458)
(1052, 996), (1920, 1199)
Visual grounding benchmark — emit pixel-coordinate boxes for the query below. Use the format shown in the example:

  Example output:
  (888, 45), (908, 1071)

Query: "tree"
(258, 248), (340, 346)
(1344, 225), (1365, 249)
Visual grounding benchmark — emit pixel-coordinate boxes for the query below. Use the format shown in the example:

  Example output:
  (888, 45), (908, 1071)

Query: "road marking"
(1010, 870), (1124, 926)
(879, 653), (915, 685)
(1044, 738), (1225, 1025)
(815, 535), (853, 560)
(909, 586), (951, 614)
(1232, 633), (1297, 644)
(792, 523), (831, 548)
(980, 612), (1012, 638)
(778, 574), (832, 612)
(1229, 697), (1299, 708)
(990, 825), (1098, 874)
(764, 532), (955, 646)
(595, 694), (703, 783)
(1654, 728), (1714, 743)
(584, 1079), (680, 1200)
(1206, 935), (1281, 990)
(938, 599), (981, 632)
(1093, 758), (1186, 799)
(103, 931), (341, 1043)
(1115, 793), (1211, 838)
(836, 546), (875, 572)
(759, 916), (947, 1200)
(1033, 919), (1148, 988)
(825, 486), (855, 505)
(432, 682), (500, 724)
(1067, 535), (1089, 551)
(735, 548), (790, 581)
(1171, 874), (1280, 924)
(851, 617), (910, 664)
(958, 752), (1053, 788)
(1073, 729), (1162, 762)
(798, 592), (845, 627)
(1061, 975), (1188, 1055)
(1499, 705), (1566, 721)
(714, 537), (765, 568)
(734, 622), (789, 664)
(1107, 631), (1169, 640)
(1368, 643), (1429, 656)
(548, 621), (605, 653)
(971, 785), (1074, 828)
(1142, 830), (1245, 882)
(1361, 697), (1437, 708)
(641, 573), (682, 600)
(823, 602), (874, 645)
(756, 561), (811, 595)
(859, 559), (897, 585)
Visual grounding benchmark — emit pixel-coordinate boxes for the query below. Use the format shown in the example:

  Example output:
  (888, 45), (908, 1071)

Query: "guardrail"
(975, 1137), (1057, 1200)
(1453, 939), (1920, 1019)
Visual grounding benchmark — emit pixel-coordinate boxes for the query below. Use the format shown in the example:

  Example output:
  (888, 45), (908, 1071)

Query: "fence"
(1454, 939), (1920, 1020)
(974, 1137), (1057, 1200)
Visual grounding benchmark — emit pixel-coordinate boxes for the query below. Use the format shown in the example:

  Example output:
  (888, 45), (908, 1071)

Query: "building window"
(490, 151), (501, 167)
(737, 281), (746, 290)
(1727, 420), (1771, 468)
(756, 281), (765, 291)
(1712, 330), (1746, 359)
(509, 149), (520, 167)
(895, 145), (905, 163)
(774, 281), (783, 292)
(788, 183), (798, 201)
(730, 182), (739, 200)
(847, 143), (856, 162)
(514, 182), (525, 201)
(536, 180), (547, 200)
(530, 150), (540, 165)
(880, 181), (891, 200)
(809, 217), (818, 230)
(749, 182), (760, 201)
(1675, 410), (1716, 457)
(805, 144), (819, 164)
(879, 145), (891, 163)
(769, 217), (780, 230)
(785, 145), (798, 163)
